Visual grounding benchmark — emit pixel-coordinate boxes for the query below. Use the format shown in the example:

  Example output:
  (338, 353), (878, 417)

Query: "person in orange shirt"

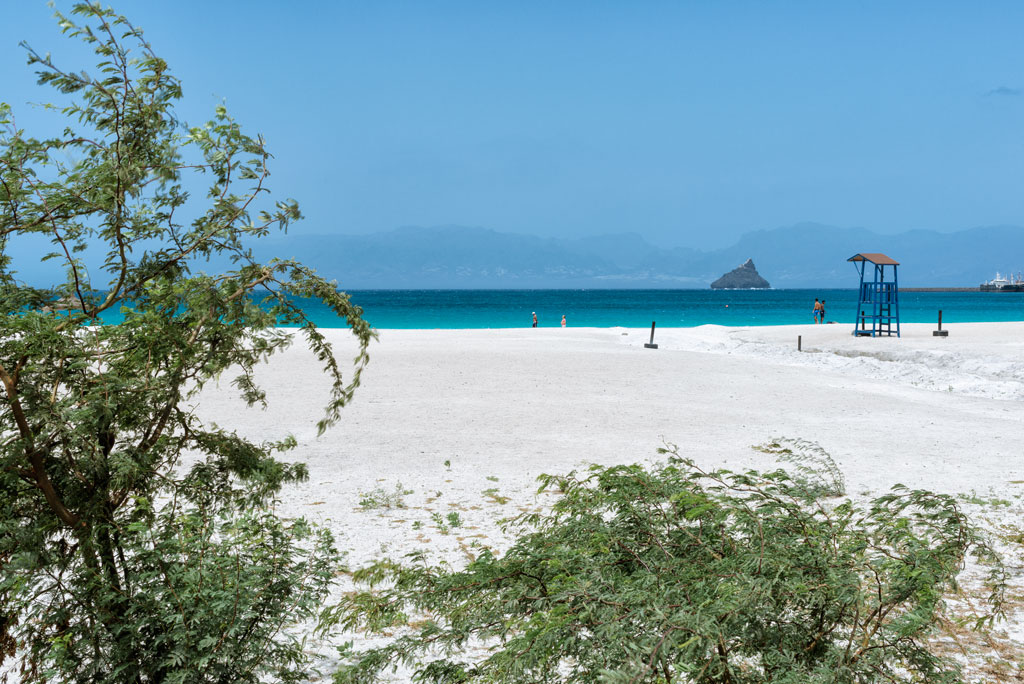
(561, 314), (566, 327)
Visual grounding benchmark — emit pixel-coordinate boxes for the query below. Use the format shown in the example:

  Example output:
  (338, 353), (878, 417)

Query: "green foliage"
(359, 483), (413, 510)
(0, 3), (372, 680)
(956, 491), (1012, 508)
(430, 511), (463, 535)
(17, 505), (338, 683)
(328, 447), (1005, 683)
(0, 549), (13, 666)
(481, 487), (509, 504)
(754, 437), (846, 497)
(431, 512), (450, 534)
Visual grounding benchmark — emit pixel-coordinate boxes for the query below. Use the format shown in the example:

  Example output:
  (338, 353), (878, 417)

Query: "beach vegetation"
(753, 437), (845, 497)
(0, 4), (372, 681)
(328, 447), (1005, 683)
(430, 512), (450, 534)
(359, 483), (413, 510)
(481, 487), (509, 504)
(430, 511), (463, 535)
(956, 491), (1012, 508)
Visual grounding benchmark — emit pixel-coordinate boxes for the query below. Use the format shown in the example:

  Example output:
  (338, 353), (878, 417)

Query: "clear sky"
(2, 1), (1024, 249)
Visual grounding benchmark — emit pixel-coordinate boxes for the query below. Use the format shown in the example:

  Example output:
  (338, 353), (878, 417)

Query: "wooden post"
(644, 321), (658, 349)
(798, 335), (802, 351)
(933, 309), (948, 337)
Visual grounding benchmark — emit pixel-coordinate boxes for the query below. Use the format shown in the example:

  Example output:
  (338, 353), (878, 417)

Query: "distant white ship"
(980, 271), (1024, 292)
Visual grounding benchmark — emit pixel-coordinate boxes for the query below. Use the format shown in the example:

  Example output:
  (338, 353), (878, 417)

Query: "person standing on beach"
(813, 298), (822, 324)
(561, 314), (566, 327)
(532, 312), (538, 328)
(820, 300), (826, 323)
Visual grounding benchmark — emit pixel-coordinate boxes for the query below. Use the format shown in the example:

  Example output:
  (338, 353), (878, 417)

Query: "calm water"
(288, 289), (1024, 329)
(91, 289), (1024, 329)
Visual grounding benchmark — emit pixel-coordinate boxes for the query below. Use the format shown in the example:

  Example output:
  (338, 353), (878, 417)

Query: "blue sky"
(2, 1), (1024, 249)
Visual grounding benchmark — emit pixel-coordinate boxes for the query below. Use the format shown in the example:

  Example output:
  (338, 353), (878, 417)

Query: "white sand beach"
(193, 321), (1024, 678)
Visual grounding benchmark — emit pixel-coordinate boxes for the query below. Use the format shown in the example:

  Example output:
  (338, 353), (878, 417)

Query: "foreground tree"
(332, 448), (1005, 683)
(0, 4), (373, 681)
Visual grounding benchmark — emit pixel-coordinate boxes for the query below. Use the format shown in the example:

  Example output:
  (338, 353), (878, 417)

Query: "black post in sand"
(644, 321), (658, 349)
(798, 335), (802, 352)
(933, 309), (948, 337)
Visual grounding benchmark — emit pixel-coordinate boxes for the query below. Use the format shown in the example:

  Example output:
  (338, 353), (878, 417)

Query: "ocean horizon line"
(72, 287), (1022, 329)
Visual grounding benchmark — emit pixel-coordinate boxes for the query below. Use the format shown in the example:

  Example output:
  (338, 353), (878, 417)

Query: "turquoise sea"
(287, 289), (1023, 329)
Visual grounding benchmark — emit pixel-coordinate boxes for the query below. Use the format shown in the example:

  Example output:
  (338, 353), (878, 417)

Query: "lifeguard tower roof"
(848, 253), (899, 266)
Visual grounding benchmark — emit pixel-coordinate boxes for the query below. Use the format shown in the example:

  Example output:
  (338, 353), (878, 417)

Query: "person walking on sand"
(813, 298), (822, 324)
(532, 312), (538, 328)
(561, 314), (566, 328)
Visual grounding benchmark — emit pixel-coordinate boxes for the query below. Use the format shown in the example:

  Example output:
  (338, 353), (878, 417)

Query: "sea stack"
(710, 258), (771, 289)
(41, 294), (86, 313)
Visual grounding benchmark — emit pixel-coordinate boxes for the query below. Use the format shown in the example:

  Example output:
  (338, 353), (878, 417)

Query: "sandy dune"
(196, 322), (1024, 517)
(190, 321), (1024, 677)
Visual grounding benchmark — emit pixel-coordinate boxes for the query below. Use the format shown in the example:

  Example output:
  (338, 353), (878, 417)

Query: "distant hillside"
(713, 223), (1024, 288)
(244, 222), (1024, 289)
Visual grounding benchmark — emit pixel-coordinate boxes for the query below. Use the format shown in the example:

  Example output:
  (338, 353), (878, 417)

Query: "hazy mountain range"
(252, 222), (1024, 289)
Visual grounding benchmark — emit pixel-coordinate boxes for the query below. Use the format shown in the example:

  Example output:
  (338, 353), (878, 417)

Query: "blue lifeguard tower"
(848, 253), (900, 337)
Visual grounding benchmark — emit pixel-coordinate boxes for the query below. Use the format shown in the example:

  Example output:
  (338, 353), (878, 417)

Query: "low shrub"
(328, 446), (1005, 683)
